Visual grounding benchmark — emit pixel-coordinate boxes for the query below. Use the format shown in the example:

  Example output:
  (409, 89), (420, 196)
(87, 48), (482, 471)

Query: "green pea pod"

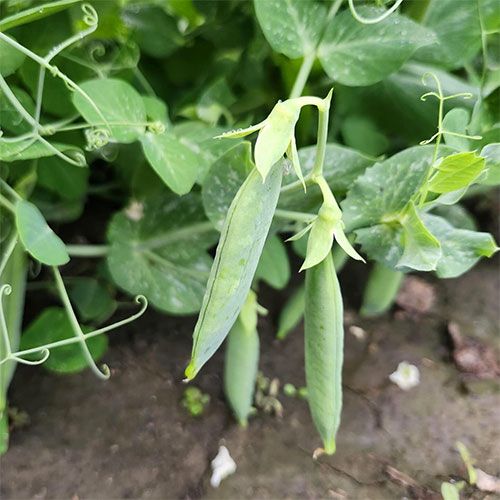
(224, 292), (260, 426)
(305, 253), (343, 454)
(360, 263), (404, 317)
(185, 165), (283, 380)
(276, 285), (305, 340)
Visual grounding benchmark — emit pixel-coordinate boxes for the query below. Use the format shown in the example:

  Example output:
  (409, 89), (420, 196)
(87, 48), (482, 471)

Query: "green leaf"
(416, 0), (482, 69)
(140, 132), (202, 195)
(0, 138), (82, 163)
(318, 7), (436, 86)
(440, 482), (460, 500)
(142, 96), (169, 126)
(442, 108), (470, 151)
(428, 152), (486, 194)
(202, 142), (253, 230)
(479, 143), (500, 186)
(340, 115), (389, 156)
(15, 200), (69, 266)
(72, 78), (146, 143)
(397, 202), (441, 271)
(301, 216), (334, 271)
(255, 100), (300, 180)
(69, 278), (116, 323)
(107, 192), (218, 314)
(37, 156), (89, 201)
(20, 308), (107, 374)
(342, 145), (439, 231)
(423, 214), (498, 278)
(355, 223), (402, 269)
(0, 85), (34, 135)
(253, 0), (327, 59)
(255, 234), (290, 290)
(186, 165), (283, 379)
(0, 0), (81, 31)
(0, 36), (25, 76)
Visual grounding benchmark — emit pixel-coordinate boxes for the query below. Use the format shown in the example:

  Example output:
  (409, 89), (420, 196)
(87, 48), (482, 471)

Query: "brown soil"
(0, 259), (499, 500)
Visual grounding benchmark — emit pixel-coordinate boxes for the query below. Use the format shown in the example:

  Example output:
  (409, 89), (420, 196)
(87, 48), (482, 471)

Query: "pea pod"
(305, 253), (343, 454)
(360, 263), (404, 317)
(276, 285), (305, 340)
(224, 292), (260, 426)
(185, 165), (282, 379)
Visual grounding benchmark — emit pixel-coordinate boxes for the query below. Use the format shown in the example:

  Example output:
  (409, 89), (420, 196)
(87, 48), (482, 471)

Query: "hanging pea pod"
(360, 263), (404, 317)
(305, 253), (343, 455)
(185, 164), (283, 380)
(224, 291), (261, 426)
(276, 284), (305, 340)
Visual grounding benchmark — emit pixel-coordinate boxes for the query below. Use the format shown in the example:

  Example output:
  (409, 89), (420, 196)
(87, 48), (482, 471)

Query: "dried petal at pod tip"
(210, 446), (237, 488)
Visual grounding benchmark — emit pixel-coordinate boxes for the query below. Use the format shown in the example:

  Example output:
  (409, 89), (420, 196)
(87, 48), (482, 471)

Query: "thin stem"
(0, 285), (13, 357)
(52, 267), (110, 379)
(0, 235), (18, 278)
(311, 91), (332, 179)
(0, 193), (15, 214)
(274, 209), (316, 223)
(66, 244), (110, 257)
(0, 179), (22, 201)
(289, 52), (316, 99)
(0, 74), (40, 130)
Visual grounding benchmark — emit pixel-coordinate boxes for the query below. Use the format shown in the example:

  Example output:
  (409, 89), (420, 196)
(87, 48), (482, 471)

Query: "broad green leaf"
(72, 78), (146, 143)
(142, 96), (169, 126)
(20, 308), (107, 374)
(479, 0), (500, 32)
(15, 200), (69, 266)
(423, 214), (498, 278)
(0, 36), (25, 76)
(0, 0), (81, 31)
(140, 132), (201, 195)
(107, 192), (217, 314)
(202, 142), (253, 230)
(355, 223), (403, 269)
(69, 278), (116, 323)
(397, 202), (441, 271)
(276, 285), (305, 340)
(186, 165), (283, 380)
(174, 121), (242, 183)
(255, 100), (300, 180)
(340, 115), (389, 156)
(0, 85), (34, 135)
(37, 156), (89, 201)
(442, 108), (470, 151)
(416, 0), (482, 69)
(253, 0), (327, 58)
(342, 146), (439, 231)
(318, 7), (436, 86)
(255, 234), (290, 290)
(440, 482), (460, 500)
(428, 152), (486, 194)
(479, 143), (500, 186)
(196, 78), (236, 125)
(122, 5), (183, 58)
(431, 204), (477, 231)
(0, 138), (83, 163)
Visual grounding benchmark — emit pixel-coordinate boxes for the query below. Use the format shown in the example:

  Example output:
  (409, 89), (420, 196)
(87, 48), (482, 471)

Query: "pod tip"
(184, 361), (197, 381)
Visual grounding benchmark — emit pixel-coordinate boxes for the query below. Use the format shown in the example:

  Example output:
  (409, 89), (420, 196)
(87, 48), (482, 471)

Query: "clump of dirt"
(0, 259), (499, 499)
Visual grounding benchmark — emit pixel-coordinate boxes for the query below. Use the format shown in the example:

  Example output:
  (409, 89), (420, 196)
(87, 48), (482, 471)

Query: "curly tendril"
(82, 3), (98, 27)
(88, 41), (107, 63)
(85, 128), (110, 150)
(348, 0), (404, 24)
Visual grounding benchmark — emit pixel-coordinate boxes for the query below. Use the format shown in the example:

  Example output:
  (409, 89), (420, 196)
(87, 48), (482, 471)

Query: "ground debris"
(385, 465), (440, 499)
(448, 322), (500, 379)
(475, 469), (500, 494)
(396, 276), (436, 316)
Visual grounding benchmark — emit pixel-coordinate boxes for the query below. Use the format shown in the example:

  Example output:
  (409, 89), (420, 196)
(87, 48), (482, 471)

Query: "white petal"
(389, 362), (420, 390)
(210, 446), (236, 488)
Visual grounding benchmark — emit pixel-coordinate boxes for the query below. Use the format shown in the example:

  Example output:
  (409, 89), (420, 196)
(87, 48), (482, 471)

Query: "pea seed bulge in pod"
(1, 0), (499, 498)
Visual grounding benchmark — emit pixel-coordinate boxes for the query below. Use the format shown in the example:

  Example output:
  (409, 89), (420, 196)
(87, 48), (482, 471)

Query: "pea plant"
(0, 0), (498, 456)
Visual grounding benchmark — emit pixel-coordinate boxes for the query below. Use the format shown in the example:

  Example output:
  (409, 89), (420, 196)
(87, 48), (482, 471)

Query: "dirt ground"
(0, 256), (499, 500)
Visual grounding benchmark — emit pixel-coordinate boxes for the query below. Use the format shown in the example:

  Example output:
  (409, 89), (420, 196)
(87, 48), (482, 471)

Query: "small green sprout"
(181, 387), (210, 417)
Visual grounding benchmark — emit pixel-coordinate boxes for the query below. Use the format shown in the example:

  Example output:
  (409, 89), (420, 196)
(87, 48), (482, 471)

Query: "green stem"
(0, 236), (18, 277)
(274, 209), (316, 223)
(0, 194), (15, 214)
(66, 244), (110, 257)
(311, 95), (331, 179)
(289, 52), (316, 99)
(52, 267), (109, 379)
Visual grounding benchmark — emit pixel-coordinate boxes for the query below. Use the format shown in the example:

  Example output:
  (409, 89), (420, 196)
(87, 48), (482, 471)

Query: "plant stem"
(311, 95), (332, 179)
(289, 52), (316, 99)
(66, 244), (110, 257)
(0, 194), (15, 214)
(274, 209), (316, 223)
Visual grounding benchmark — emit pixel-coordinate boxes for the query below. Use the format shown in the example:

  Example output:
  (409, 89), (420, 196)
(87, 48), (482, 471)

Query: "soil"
(0, 257), (499, 500)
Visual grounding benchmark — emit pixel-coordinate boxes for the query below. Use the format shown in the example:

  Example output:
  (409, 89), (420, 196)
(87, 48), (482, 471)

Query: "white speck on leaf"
(389, 362), (420, 391)
(125, 200), (144, 221)
(210, 446), (236, 488)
